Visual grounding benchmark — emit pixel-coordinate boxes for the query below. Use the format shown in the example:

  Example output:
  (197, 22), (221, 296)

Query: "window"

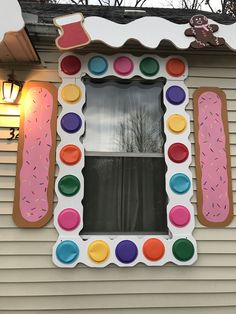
(82, 79), (167, 234)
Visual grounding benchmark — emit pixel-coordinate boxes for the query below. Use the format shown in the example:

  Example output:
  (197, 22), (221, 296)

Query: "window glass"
(82, 79), (167, 234)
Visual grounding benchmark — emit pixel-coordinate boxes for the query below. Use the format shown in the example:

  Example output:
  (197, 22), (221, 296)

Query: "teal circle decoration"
(88, 56), (108, 75)
(56, 240), (79, 264)
(140, 57), (159, 76)
(169, 173), (191, 194)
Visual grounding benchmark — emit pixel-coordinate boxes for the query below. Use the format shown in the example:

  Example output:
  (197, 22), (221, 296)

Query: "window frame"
(54, 52), (197, 267)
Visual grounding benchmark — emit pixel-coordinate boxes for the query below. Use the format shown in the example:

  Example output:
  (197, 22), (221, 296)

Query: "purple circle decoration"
(58, 208), (81, 231)
(60, 112), (82, 133)
(113, 56), (134, 76)
(166, 85), (186, 105)
(115, 240), (138, 263)
(169, 205), (191, 227)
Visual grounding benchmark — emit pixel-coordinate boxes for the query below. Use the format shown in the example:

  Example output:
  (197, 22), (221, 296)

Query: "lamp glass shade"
(2, 81), (20, 103)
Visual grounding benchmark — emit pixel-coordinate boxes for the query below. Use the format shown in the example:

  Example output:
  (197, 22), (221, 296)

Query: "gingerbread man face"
(190, 15), (208, 27)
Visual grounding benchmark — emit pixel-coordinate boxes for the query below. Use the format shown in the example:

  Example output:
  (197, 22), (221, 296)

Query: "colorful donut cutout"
(193, 87), (233, 227)
(115, 240), (138, 263)
(140, 57), (159, 76)
(61, 112), (82, 133)
(88, 240), (110, 262)
(60, 144), (82, 165)
(143, 238), (165, 261)
(168, 143), (189, 163)
(58, 208), (81, 230)
(61, 84), (81, 103)
(88, 56), (108, 75)
(13, 82), (57, 228)
(56, 240), (79, 264)
(54, 52), (196, 268)
(167, 114), (187, 133)
(169, 205), (191, 227)
(58, 175), (80, 196)
(61, 55), (81, 75)
(166, 58), (186, 77)
(113, 56), (134, 76)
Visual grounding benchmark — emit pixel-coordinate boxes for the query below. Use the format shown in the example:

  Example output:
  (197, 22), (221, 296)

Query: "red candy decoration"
(168, 143), (189, 163)
(61, 55), (81, 75)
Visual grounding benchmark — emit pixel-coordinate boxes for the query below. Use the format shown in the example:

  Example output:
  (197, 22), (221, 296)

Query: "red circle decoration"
(60, 144), (82, 165)
(61, 55), (81, 75)
(166, 58), (186, 77)
(143, 238), (165, 261)
(168, 143), (189, 163)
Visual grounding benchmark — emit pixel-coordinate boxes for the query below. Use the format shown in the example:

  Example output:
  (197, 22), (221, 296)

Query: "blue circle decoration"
(60, 112), (82, 133)
(115, 240), (138, 263)
(88, 56), (108, 75)
(56, 240), (79, 264)
(166, 85), (186, 105)
(170, 173), (191, 194)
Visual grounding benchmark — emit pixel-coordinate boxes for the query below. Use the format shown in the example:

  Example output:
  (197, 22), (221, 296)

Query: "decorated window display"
(53, 52), (196, 268)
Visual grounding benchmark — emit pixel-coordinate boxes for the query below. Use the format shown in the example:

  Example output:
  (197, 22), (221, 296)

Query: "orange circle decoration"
(166, 58), (186, 77)
(60, 145), (82, 165)
(143, 238), (165, 261)
(61, 84), (81, 103)
(167, 114), (187, 133)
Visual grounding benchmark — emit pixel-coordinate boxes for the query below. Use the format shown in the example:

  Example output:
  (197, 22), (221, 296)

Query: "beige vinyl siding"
(0, 50), (236, 313)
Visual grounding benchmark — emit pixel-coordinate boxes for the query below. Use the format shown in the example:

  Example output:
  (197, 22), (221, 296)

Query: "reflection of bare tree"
(116, 107), (164, 153)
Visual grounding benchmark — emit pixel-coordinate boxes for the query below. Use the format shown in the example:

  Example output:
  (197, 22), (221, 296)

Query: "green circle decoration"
(58, 175), (80, 196)
(172, 238), (195, 262)
(140, 57), (159, 76)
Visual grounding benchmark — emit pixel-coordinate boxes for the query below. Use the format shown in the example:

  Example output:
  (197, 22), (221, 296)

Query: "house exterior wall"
(0, 50), (236, 313)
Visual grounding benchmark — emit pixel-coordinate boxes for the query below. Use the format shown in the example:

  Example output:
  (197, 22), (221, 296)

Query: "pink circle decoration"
(169, 205), (191, 227)
(58, 208), (81, 231)
(113, 56), (134, 76)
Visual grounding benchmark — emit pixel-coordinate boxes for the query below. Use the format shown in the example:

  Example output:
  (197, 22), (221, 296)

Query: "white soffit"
(0, 0), (38, 62)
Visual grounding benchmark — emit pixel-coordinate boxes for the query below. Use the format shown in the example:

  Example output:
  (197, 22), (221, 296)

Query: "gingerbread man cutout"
(185, 15), (225, 48)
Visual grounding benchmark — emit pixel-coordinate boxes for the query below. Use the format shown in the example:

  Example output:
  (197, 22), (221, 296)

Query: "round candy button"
(115, 240), (138, 263)
(170, 173), (191, 194)
(140, 57), (159, 76)
(88, 240), (110, 263)
(166, 58), (186, 77)
(56, 240), (79, 264)
(114, 56), (134, 76)
(61, 55), (81, 75)
(166, 85), (186, 105)
(169, 205), (191, 227)
(61, 113), (82, 133)
(58, 208), (81, 231)
(143, 238), (165, 261)
(172, 238), (195, 261)
(61, 84), (81, 103)
(88, 56), (108, 75)
(167, 114), (186, 133)
(168, 143), (189, 163)
(58, 175), (80, 196)
(60, 144), (82, 165)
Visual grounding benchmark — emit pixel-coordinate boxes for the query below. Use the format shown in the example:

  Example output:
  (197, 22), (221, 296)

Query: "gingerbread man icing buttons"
(185, 15), (225, 48)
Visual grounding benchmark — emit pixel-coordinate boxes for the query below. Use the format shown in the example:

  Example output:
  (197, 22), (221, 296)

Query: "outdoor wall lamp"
(2, 72), (23, 103)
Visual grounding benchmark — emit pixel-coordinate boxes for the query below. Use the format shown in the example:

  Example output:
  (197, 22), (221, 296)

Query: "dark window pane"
(82, 156), (167, 234)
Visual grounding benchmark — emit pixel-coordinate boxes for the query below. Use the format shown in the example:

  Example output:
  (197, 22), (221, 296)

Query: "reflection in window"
(82, 79), (167, 235)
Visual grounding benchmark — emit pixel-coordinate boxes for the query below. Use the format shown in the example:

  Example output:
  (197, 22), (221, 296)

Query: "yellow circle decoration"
(167, 114), (187, 133)
(61, 84), (81, 103)
(88, 240), (110, 263)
